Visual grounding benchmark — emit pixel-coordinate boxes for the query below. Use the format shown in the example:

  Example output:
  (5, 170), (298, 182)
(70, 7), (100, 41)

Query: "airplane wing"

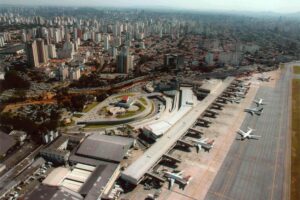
(250, 135), (261, 138)
(244, 109), (253, 115)
(237, 130), (245, 137)
(169, 178), (175, 189)
(176, 171), (184, 176)
(196, 144), (202, 153)
(189, 138), (198, 143)
(200, 138), (208, 143)
(202, 143), (212, 150)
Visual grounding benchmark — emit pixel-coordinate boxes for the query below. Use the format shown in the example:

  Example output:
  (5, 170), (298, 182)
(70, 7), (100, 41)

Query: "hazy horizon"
(0, 0), (300, 14)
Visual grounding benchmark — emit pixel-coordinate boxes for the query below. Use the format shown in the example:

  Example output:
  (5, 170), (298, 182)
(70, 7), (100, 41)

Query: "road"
(205, 66), (291, 200)
(0, 145), (44, 197)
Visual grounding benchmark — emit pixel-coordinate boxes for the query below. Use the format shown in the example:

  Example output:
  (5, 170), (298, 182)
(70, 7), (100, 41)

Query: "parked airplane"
(189, 138), (214, 152)
(244, 107), (263, 115)
(258, 74), (271, 82)
(226, 97), (241, 103)
(237, 127), (261, 140)
(254, 98), (267, 106)
(235, 87), (247, 92)
(164, 171), (192, 190)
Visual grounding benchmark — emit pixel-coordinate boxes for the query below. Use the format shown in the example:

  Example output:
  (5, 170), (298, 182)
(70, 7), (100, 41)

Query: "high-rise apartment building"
(116, 47), (134, 73)
(36, 38), (48, 64)
(26, 40), (39, 67)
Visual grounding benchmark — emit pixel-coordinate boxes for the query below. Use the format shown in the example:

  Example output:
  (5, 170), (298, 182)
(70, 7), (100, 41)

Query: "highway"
(205, 67), (291, 200)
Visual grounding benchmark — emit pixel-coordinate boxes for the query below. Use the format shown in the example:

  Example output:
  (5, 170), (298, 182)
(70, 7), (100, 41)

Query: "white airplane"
(164, 171), (192, 190)
(244, 107), (263, 115)
(235, 87), (247, 92)
(237, 127), (261, 140)
(253, 98), (267, 106)
(189, 138), (215, 152)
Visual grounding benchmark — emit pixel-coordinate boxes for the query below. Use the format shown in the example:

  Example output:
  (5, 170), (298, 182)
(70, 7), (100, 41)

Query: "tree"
(70, 95), (88, 111)
(3, 70), (30, 89)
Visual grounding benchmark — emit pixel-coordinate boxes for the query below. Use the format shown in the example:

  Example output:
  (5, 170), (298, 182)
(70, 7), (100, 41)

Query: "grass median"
(291, 79), (300, 200)
(293, 66), (300, 74)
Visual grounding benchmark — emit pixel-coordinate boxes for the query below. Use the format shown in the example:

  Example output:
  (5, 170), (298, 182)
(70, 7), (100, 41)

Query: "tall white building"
(21, 32), (27, 43)
(48, 44), (57, 59)
(95, 33), (101, 44)
(0, 36), (5, 47)
(59, 65), (69, 81)
(104, 35), (110, 50)
(70, 67), (81, 80)
(54, 29), (62, 43)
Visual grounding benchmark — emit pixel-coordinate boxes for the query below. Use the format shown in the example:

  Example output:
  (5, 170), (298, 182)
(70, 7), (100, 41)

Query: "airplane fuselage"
(165, 172), (189, 184)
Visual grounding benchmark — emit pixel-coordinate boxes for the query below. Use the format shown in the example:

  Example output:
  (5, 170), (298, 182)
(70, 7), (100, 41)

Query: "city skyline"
(1, 0), (300, 13)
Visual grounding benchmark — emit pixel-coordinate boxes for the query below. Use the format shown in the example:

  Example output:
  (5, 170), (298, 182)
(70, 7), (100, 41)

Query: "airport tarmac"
(122, 78), (259, 200)
(121, 67), (291, 200)
(205, 67), (291, 200)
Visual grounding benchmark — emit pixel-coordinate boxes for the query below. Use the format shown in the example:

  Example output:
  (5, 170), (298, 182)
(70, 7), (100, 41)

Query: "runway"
(205, 67), (291, 200)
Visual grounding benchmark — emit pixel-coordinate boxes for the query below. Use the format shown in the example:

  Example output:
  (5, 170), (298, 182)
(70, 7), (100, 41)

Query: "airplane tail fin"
(247, 127), (255, 132)
(208, 140), (215, 145)
(184, 175), (192, 184)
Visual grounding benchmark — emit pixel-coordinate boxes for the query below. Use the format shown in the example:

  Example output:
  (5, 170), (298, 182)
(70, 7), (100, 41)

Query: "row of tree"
(0, 110), (60, 143)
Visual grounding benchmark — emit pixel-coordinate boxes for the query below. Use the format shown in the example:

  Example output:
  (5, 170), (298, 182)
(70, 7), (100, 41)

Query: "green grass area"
(73, 113), (83, 118)
(139, 97), (148, 105)
(83, 102), (99, 112)
(116, 103), (146, 119)
(294, 66), (300, 74)
(116, 111), (138, 119)
(113, 93), (136, 99)
(292, 79), (300, 200)
(83, 124), (112, 129)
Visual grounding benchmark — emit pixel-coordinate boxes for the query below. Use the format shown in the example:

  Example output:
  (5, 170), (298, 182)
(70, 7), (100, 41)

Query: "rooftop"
(23, 185), (83, 200)
(79, 164), (118, 199)
(0, 131), (17, 156)
(76, 134), (134, 163)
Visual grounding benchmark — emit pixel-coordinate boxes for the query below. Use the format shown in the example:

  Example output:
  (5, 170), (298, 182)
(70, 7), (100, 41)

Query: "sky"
(1, 0), (300, 13)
